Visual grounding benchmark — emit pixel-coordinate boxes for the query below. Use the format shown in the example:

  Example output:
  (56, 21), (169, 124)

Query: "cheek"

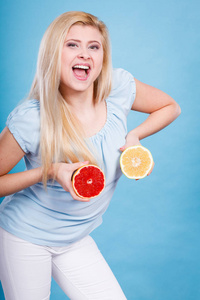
(60, 53), (72, 80)
(95, 52), (104, 69)
(61, 49), (73, 68)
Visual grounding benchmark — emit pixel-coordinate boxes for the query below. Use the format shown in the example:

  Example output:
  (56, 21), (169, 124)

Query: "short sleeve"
(108, 68), (136, 116)
(6, 100), (40, 154)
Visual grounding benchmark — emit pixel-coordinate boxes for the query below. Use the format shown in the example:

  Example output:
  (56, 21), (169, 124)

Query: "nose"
(77, 48), (90, 60)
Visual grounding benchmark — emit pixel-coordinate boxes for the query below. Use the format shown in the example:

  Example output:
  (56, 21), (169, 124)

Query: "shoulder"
(106, 68), (136, 116)
(112, 67), (135, 81)
(6, 99), (40, 154)
(7, 99), (40, 127)
(7, 99), (40, 120)
(111, 68), (136, 92)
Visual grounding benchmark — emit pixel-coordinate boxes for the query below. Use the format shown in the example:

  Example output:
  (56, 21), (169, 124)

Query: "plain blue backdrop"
(0, 0), (199, 299)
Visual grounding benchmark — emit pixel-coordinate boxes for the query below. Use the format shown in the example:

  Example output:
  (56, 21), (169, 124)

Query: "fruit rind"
(72, 164), (105, 199)
(120, 145), (153, 179)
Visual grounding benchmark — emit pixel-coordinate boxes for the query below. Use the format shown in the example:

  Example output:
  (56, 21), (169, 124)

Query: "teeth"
(73, 65), (89, 70)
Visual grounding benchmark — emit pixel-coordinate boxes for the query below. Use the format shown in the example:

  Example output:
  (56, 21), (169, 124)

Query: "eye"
(66, 43), (78, 48)
(89, 44), (100, 50)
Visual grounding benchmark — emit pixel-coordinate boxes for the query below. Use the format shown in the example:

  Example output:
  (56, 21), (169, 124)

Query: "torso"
(0, 68), (136, 247)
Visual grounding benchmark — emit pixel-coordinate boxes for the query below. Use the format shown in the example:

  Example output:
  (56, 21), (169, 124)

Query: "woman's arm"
(121, 78), (181, 149)
(0, 127), (89, 200)
(120, 79), (181, 178)
(0, 127), (43, 197)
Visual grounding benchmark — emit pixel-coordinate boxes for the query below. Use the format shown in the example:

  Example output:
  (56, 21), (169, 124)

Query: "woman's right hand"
(49, 161), (90, 202)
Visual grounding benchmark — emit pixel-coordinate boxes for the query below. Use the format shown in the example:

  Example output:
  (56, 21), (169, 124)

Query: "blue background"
(0, 0), (199, 299)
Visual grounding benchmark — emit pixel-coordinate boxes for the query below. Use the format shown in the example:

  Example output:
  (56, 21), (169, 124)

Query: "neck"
(60, 85), (94, 111)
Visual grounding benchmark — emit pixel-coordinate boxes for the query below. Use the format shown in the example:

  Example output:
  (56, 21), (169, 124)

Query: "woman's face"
(60, 24), (104, 98)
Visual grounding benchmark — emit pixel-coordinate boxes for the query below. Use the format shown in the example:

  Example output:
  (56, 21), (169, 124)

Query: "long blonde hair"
(28, 11), (112, 184)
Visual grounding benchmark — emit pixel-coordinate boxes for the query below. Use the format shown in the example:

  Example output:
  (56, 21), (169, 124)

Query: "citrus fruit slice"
(72, 164), (105, 199)
(120, 145), (153, 179)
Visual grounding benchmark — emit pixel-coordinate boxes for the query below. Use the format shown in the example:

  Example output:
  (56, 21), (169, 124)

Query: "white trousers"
(0, 227), (126, 300)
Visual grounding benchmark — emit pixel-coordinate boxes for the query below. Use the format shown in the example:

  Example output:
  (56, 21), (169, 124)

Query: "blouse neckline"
(89, 100), (112, 141)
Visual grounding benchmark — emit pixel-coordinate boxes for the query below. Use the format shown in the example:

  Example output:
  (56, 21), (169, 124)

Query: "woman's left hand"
(120, 131), (141, 152)
(120, 131), (154, 179)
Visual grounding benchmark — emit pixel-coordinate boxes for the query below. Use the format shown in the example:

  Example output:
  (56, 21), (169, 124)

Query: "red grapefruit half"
(72, 164), (105, 199)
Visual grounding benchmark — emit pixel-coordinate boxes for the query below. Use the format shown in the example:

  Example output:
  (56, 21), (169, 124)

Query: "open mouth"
(72, 64), (90, 80)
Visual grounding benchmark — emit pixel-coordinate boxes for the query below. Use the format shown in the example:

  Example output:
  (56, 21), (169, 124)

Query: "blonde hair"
(28, 11), (112, 184)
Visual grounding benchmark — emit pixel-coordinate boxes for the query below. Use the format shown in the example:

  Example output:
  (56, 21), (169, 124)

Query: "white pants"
(0, 227), (126, 300)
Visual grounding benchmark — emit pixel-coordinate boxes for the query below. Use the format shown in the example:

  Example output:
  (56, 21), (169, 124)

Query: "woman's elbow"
(169, 100), (181, 120)
(174, 102), (181, 118)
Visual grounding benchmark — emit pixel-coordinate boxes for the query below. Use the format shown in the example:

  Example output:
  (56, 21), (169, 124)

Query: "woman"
(0, 11), (181, 300)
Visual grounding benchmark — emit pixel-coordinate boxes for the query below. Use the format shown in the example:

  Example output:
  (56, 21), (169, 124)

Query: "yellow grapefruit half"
(120, 145), (153, 179)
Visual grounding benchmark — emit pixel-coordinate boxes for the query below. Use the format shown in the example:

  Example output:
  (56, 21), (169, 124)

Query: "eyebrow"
(65, 39), (102, 45)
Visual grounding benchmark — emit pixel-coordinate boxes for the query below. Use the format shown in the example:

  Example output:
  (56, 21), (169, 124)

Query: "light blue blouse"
(0, 68), (136, 246)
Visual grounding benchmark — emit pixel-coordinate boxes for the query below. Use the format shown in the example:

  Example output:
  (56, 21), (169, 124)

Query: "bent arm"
(0, 127), (43, 197)
(128, 79), (181, 143)
(0, 127), (90, 201)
